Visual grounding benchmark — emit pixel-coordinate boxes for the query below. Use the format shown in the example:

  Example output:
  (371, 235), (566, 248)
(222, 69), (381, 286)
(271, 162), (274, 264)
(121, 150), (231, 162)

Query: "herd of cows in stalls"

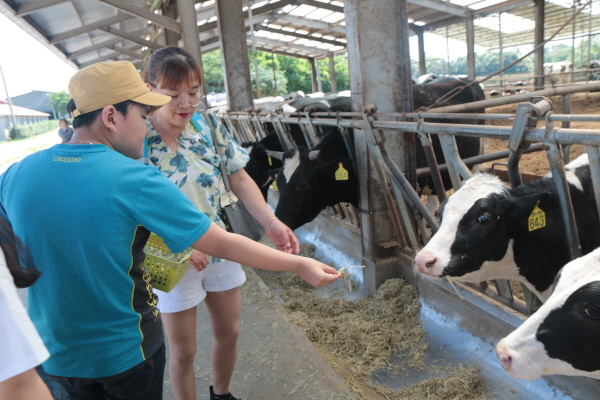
(212, 75), (600, 383)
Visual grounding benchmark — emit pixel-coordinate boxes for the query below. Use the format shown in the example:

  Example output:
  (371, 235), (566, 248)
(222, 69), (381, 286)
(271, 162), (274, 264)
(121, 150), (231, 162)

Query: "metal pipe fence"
(218, 94), (600, 316)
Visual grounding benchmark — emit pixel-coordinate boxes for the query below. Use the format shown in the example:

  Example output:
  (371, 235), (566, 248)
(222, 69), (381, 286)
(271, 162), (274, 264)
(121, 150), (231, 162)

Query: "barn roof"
(0, 0), (594, 70)
(0, 100), (51, 117)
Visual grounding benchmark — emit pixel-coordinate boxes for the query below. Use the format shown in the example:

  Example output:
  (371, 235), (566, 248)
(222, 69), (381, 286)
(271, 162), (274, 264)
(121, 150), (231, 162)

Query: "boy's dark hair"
(0, 217), (40, 289)
(66, 99), (140, 129)
(59, 118), (69, 125)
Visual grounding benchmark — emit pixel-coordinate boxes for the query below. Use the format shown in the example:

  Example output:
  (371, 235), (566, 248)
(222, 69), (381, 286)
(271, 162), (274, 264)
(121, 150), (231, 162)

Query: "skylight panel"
(467, 0), (506, 9)
(251, 1), (267, 8)
(208, 16), (217, 22)
(305, 8), (333, 20)
(288, 5), (317, 16)
(474, 13), (535, 33)
(282, 27), (295, 32)
(321, 12), (344, 23)
(296, 30), (309, 35)
(280, 35), (296, 42)
(268, 32), (284, 40)
(317, 43), (333, 49)
(294, 38), (309, 45)
(255, 31), (271, 37)
(268, 24), (282, 29)
(450, 0), (481, 7)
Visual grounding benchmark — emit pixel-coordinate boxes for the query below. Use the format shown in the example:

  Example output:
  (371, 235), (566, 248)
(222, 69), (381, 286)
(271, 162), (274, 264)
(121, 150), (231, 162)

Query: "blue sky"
(0, 12), (76, 99)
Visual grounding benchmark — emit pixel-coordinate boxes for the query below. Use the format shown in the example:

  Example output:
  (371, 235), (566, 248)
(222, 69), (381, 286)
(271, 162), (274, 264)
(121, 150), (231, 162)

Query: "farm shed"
(4, 0), (600, 398)
(0, 99), (50, 140)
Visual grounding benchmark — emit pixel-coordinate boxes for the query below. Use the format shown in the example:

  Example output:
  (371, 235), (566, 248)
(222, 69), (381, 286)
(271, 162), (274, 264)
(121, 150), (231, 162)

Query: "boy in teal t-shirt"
(0, 61), (340, 400)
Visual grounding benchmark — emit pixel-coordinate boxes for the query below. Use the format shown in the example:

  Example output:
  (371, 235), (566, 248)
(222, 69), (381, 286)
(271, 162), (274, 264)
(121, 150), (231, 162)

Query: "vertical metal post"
(248, 1), (261, 98)
(562, 94), (571, 163)
(0, 64), (19, 137)
(215, 0), (254, 111)
(546, 142), (582, 260)
(446, 26), (451, 75)
(466, 15), (476, 80)
(534, 0), (545, 90)
(177, 0), (208, 109)
(309, 58), (318, 93)
(499, 12), (503, 85)
(416, 27), (426, 76)
(271, 52), (278, 96)
(315, 59), (323, 92)
(572, 0), (577, 74)
(329, 54), (337, 92)
(586, 146), (600, 223)
(346, 0), (415, 295)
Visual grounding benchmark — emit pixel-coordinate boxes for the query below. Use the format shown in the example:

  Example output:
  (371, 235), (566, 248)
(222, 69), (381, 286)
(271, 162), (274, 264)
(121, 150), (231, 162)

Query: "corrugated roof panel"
(288, 4), (317, 17)
(320, 12), (344, 23)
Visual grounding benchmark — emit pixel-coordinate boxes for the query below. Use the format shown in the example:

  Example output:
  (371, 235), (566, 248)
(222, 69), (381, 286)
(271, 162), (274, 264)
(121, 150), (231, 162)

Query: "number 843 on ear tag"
(528, 202), (546, 232)
(335, 162), (348, 181)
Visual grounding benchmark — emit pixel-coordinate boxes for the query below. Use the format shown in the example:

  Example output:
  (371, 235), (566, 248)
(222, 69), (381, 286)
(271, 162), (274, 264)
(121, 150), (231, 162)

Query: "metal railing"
(218, 86), (600, 315)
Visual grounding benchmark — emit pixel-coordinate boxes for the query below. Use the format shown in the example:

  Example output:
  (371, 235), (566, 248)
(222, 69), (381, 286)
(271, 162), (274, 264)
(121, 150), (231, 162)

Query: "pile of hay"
(256, 236), (488, 399)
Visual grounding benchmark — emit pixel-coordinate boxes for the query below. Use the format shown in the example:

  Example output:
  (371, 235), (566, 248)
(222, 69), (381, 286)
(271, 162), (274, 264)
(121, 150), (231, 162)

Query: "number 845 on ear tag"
(335, 163), (348, 181)
(528, 202), (546, 231)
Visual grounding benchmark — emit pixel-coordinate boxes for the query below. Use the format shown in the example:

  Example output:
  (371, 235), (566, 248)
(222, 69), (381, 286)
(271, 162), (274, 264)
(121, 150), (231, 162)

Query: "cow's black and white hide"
(272, 77), (485, 230)
(273, 130), (358, 230)
(242, 96), (351, 200)
(414, 154), (599, 302)
(496, 247), (600, 380)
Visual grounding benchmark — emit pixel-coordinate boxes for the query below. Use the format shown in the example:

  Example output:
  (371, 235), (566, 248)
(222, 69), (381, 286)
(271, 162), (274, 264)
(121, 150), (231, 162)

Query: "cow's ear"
(268, 168), (281, 181)
(309, 150), (321, 161)
(506, 191), (551, 219)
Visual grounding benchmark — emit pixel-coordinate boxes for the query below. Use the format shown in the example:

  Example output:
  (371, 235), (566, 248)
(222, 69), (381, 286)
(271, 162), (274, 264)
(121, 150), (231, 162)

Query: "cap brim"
(131, 91), (171, 107)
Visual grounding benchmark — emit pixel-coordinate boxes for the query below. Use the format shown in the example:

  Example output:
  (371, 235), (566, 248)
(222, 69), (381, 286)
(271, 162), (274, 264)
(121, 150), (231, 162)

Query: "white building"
(0, 100), (50, 141)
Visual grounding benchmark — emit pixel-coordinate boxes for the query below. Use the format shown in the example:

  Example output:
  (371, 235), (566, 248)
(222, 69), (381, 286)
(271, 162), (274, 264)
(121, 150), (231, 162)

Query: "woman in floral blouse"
(144, 46), (300, 400)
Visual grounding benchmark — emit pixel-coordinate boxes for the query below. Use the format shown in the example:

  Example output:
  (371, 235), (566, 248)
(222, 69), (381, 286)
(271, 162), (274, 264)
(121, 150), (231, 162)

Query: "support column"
(315, 59), (323, 92)
(177, 0), (207, 109)
(329, 54), (337, 92)
(346, 0), (415, 295)
(309, 58), (318, 93)
(534, 0), (545, 90)
(162, 0), (180, 46)
(215, 0), (254, 111)
(466, 15), (476, 80)
(416, 27), (426, 76)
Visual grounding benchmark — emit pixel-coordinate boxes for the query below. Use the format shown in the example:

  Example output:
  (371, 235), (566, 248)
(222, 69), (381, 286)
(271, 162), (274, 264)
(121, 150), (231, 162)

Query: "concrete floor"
(162, 266), (355, 400)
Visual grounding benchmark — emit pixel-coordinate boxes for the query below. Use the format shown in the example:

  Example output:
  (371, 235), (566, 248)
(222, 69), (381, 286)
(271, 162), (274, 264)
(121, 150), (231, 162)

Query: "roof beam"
(15, 0), (69, 16)
(296, 0), (344, 14)
(78, 52), (131, 69)
(253, 45), (312, 60)
(256, 25), (346, 47)
(275, 14), (345, 34)
(101, 26), (163, 50)
(253, 36), (330, 55)
(66, 28), (148, 59)
(474, 0), (532, 17)
(49, 13), (134, 43)
(95, 0), (181, 33)
(109, 45), (143, 60)
(416, 0), (469, 17)
(198, 0), (295, 34)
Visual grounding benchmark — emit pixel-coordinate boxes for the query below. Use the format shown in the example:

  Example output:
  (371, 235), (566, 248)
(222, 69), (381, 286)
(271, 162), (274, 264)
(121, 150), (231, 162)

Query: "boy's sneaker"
(209, 385), (241, 400)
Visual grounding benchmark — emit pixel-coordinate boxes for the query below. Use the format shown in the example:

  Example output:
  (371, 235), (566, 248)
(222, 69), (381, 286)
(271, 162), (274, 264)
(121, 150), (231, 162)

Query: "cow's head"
(496, 248), (600, 380)
(273, 147), (357, 230)
(414, 174), (548, 283)
(241, 132), (284, 200)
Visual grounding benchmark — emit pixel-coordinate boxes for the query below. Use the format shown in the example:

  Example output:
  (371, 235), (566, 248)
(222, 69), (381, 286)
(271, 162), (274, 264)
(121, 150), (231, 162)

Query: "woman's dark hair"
(0, 216), (40, 289)
(144, 46), (202, 88)
(66, 100), (139, 129)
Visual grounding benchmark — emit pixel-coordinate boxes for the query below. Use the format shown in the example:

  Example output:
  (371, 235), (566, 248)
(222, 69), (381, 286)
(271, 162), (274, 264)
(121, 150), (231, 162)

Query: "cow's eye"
(298, 180), (307, 187)
(584, 307), (600, 319)
(478, 213), (491, 224)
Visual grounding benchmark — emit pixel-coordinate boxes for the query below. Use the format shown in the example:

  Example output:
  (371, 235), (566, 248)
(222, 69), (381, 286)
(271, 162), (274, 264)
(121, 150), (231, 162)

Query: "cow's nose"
(414, 250), (437, 275)
(496, 340), (512, 372)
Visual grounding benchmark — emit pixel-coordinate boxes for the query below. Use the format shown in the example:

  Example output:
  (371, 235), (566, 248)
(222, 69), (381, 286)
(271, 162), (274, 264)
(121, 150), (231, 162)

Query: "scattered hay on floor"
(375, 364), (488, 400)
(279, 278), (428, 398)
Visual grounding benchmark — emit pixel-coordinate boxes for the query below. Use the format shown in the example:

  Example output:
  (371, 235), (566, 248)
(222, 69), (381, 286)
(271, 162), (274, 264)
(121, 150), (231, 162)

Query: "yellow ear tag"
(267, 154), (272, 166)
(528, 201), (546, 231)
(335, 162), (349, 181)
(270, 173), (278, 191)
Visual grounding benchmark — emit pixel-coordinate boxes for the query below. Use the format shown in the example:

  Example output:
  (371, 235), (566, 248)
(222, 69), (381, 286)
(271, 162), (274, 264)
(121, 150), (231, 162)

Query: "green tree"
(50, 91), (70, 118)
(202, 50), (225, 94)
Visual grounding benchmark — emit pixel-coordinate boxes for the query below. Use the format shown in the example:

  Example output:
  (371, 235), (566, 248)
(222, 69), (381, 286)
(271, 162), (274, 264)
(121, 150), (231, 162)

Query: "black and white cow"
(273, 130), (357, 230)
(414, 154), (599, 302)
(242, 96), (352, 199)
(271, 77), (485, 230)
(495, 247), (600, 380)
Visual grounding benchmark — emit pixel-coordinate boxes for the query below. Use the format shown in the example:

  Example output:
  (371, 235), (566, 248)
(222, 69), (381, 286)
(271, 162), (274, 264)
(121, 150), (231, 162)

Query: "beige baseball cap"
(68, 61), (171, 117)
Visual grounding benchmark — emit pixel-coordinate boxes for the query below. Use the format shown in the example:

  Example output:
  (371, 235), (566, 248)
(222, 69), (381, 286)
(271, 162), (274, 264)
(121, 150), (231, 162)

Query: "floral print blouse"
(145, 111), (250, 263)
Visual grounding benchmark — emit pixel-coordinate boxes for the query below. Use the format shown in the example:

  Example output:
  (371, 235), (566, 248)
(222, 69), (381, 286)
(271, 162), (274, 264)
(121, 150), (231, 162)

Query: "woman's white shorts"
(153, 260), (246, 314)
